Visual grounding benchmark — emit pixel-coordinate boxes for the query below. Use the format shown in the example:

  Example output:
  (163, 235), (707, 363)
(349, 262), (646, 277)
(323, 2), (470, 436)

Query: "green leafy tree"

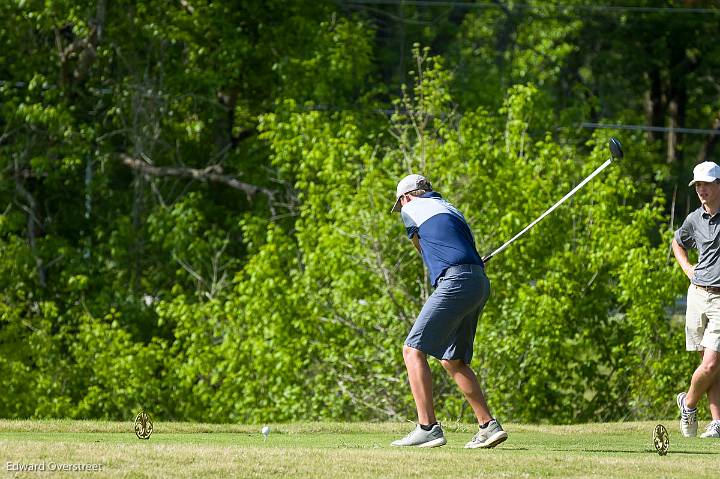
(0, 0), (705, 424)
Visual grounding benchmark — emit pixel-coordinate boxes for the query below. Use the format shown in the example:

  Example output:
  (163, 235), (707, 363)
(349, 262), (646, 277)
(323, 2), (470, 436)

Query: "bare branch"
(174, 255), (206, 286)
(120, 154), (276, 202)
(180, 0), (195, 15)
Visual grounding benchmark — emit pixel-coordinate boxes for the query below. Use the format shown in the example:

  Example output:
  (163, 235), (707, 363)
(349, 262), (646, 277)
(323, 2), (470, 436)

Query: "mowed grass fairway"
(1, 420), (718, 478)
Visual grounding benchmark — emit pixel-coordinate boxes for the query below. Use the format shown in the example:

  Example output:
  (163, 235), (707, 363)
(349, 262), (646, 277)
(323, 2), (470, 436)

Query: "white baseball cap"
(390, 174), (432, 213)
(689, 161), (720, 186)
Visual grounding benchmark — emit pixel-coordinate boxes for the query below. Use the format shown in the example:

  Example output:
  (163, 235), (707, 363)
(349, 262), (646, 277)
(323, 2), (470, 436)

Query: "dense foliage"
(1, 0), (716, 423)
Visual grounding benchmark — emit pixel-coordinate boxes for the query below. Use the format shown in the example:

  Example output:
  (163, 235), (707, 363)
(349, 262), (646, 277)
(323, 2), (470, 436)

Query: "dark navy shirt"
(675, 206), (720, 286)
(401, 192), (483, 286)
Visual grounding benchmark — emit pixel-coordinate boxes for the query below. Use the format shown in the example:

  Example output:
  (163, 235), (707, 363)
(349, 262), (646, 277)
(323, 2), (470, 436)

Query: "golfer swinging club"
(672, 161), (720, 439)
(390, 173), (508, 448)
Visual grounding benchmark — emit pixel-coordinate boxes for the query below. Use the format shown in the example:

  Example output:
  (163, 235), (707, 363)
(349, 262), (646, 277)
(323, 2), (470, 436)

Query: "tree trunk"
(697, 116), (720, 163)
(131, 173), (145, 294)
(666, 85), (687, 164)
(644, 68), (664, 142)
(14, 171), (46, 288)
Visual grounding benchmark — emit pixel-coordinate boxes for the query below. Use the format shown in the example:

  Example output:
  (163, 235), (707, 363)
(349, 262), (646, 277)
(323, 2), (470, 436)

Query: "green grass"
(1, 420), (718, 478)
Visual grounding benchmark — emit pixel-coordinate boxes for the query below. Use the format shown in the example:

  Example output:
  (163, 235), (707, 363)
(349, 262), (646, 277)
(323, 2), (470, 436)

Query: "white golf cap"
(390, 173), (432, 213)
(689, 161), (720, 186)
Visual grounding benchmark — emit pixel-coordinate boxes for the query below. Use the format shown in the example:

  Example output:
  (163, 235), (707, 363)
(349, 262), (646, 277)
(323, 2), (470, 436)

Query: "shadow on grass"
(666, 450), (720, 455)
(551, 448), (718, 455)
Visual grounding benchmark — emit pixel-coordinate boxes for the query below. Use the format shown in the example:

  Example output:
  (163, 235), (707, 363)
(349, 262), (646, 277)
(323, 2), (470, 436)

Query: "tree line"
(1, 0), (717, 423)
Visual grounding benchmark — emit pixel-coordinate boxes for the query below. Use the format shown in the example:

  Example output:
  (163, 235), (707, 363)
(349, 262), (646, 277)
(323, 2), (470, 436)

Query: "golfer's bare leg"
(709, 370), (720, 420)
(440, 359), (493, 425)
(402, 345), (436, 424)
(686, 349), (720, 410)
(704, 350), (720, 419)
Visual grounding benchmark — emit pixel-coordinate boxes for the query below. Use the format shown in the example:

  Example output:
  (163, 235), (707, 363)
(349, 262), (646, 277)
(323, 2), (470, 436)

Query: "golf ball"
(261, 426), (270, 436)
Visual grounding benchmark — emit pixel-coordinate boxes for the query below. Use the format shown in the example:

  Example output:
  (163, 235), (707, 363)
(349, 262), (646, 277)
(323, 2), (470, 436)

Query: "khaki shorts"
(685, 285), (720, 352)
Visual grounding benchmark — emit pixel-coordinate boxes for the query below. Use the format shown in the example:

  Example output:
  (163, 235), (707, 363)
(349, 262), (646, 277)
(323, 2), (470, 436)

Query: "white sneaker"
(391, 423), (446, 447)
(700, 420), (720, 438)
(677, 392), (698, 437)
(464, 419), (508, 449)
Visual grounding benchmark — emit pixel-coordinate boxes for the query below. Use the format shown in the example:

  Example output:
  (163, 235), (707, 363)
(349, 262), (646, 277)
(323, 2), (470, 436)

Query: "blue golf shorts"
(405, 264), (490, 364)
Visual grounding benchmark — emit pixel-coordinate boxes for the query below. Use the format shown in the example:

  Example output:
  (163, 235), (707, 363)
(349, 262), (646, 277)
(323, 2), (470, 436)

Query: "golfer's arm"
(671, 238), (694, 280)
(411, 235), (421, 254)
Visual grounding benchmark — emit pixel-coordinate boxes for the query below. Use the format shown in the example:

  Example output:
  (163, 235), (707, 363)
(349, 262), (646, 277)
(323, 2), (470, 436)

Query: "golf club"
(482, 137), (624, 263)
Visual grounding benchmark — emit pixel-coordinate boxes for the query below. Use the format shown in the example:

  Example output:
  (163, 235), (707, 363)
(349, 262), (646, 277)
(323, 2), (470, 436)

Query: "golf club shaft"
(483, 157), (613, 263)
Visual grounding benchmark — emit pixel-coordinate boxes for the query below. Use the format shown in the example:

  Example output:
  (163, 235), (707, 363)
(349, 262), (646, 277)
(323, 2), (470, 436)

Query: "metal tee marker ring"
(652, 424), (669, 456)
(134, 411), (154, 440)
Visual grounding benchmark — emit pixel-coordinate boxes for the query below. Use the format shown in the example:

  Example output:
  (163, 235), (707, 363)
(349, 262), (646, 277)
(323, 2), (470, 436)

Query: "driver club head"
(609, 137), (623, 160)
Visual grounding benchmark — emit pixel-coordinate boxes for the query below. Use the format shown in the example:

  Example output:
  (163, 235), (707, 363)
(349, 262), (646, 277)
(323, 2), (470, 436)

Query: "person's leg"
(401, 273), (469, 426)
(434, 268), (507, 448)
(701, 363), (720, 437)
(442, 356), (508, 449)
(708, 367), (720, 420)
(701, 297), (720, 420)
(440, 359), (492, 425)
(392, 345), (446, 448)
(686, 349), (720, 409)
(678, 285), (704, 436)
(403, 345), (436, 425)
(688, 289), (720, 411)
(694, 348), (720, 420)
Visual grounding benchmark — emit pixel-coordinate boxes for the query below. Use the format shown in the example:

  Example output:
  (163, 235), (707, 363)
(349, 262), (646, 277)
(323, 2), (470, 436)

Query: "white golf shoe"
(464, 419), (508, 449)
(677, 392), (698, 437)
(700, 420), (720, 438)
(391, 423), (446, 447)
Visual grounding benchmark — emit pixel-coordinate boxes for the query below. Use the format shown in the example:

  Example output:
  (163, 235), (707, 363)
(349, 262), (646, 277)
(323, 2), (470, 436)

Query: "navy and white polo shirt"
(401, 191), (483, 286)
